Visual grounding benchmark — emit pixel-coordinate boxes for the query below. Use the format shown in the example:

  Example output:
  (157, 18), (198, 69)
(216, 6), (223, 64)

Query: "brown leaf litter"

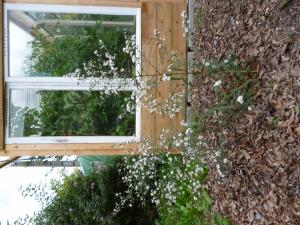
(193, 0), (300, 224)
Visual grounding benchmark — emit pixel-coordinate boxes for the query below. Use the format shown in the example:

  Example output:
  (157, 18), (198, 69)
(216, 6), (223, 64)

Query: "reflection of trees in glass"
(20, 91), (135, 137)
(22, 20), (135, 136)
(10, 104), (25, 137)
(10, 105), (41, 137)
(27, 22), (134, 78)
(32, 91), (135, 136)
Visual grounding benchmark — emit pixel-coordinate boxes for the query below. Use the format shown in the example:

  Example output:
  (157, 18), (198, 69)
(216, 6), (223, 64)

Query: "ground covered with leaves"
(193, 0), (300, 224)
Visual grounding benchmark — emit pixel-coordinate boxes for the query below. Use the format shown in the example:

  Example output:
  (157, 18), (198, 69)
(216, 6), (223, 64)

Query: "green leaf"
(214, 213), (232, 225)
(202, 190), (212, 205)
(223, 218), (232, 225)
(214, 213), (223, 225)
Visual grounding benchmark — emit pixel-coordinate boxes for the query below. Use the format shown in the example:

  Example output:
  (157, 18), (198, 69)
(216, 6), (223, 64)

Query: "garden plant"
(11, 8), (259, 225)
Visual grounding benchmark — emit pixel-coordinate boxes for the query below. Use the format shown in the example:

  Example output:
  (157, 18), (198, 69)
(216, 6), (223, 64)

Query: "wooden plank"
(139, 0), (187, 3)
(0, 1), (4, 150)
(171, 2), (187, 133)
(0, 144), (181, 156)
(2, 143), (140, 156)
(155, 2), (172, 143)
(1, 143), (181, 156)
(141, 2), (156, 39)
(4, 0), (142, 7)
(140, 2), (157, 145)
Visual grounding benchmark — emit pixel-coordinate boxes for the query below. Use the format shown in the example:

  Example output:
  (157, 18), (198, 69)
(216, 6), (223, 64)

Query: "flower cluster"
(160, 50), (183, 82)
(160, 91), (185, 118)
(115, 123), (208, 214)
(65, 26), (187, 119)
(123, 34), (137, 63)
(181, 10), (190, 36)
(65, 38), (133, 94)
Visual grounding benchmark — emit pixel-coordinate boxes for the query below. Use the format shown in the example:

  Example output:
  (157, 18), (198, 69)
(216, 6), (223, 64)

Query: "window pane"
(9, 89), (136, 137)
(8, 10), (136, 78)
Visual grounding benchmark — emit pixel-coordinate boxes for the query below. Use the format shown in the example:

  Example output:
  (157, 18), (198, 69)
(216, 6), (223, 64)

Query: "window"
(4, 3), (141, 144)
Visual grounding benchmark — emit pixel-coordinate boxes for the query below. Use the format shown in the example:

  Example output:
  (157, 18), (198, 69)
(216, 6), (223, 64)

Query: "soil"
(193, 0), (300, 224)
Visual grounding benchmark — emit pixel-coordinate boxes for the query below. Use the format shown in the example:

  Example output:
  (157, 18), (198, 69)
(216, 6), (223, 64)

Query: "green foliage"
(154, 155), (212, 225)
(22, 21), (136, 136)
(156, 190), (212, 225)
(24, 91), (135, 136)
(153, 154), (230, 225)
(194, 8), (204, 29)
(23, 108), (41, 136)
(117, 122), (232, 225)
(18, 158), (157, 225)
(27, 22), (133, 78)
(214, 214), (232, 225)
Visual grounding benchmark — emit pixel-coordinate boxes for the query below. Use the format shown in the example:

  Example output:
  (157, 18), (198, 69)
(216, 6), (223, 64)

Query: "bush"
(20, 158), (157, 225)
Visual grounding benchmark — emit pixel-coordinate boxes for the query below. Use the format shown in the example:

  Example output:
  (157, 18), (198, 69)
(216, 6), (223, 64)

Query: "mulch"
(192, 0), (300, 224)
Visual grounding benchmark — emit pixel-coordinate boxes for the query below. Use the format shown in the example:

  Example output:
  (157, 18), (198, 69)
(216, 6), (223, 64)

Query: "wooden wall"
(0, 0), (187, 156)
(141, 1), (187, 146)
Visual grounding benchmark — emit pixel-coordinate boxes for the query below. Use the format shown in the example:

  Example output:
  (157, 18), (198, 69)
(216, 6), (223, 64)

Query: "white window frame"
(4, 3), (142, 144)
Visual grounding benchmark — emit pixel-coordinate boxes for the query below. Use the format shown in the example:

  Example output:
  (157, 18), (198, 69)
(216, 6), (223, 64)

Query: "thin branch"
(0, 157), (20, 169)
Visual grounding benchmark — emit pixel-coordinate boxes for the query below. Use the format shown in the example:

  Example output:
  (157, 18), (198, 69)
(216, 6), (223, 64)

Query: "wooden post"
(0, 0), (4, 150)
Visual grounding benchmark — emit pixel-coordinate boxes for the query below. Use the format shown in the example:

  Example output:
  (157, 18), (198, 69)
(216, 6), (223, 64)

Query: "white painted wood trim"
(135, 7), (142, 140)
(6, 77), (136, 91)
(6, 136), (139, 144)
(4, 3), (141, 16)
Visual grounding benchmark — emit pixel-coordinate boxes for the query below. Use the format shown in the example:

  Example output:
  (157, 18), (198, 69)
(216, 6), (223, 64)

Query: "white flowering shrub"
(114, 122), (232, 224)
(13, 10), (236, 225)
(63, 28), (187, 119)
(181, 10), (190, 36)
(111, 10), (238, 225)
(113, 121), (225, 225)
(195, 54), (258, 124)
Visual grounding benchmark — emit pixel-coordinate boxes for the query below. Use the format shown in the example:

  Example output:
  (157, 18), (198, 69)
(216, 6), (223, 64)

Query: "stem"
(140, 72), (188, 77)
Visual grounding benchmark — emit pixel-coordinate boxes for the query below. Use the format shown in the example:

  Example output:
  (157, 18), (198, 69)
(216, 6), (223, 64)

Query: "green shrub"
(19, 158), (157, 225)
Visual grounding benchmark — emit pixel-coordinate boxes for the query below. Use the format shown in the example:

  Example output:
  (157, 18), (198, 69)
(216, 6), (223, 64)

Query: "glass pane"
(8, 10), (136, 78)
(9, 89), (136, 137)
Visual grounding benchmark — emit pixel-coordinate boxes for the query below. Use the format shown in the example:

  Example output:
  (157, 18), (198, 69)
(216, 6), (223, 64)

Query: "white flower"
(181, 10), (189, 36)
(204, 62), (210, 67)
(162, 73), (171, 81)
(248, 106), (252, 111)
(213, 80), (222, 87)
(180, 120), (188, 127)
(185, 128), (193, 135)
(237, 95), (244, 104)
(180, 10), (186, 18)
(131, 55), (136, 63)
